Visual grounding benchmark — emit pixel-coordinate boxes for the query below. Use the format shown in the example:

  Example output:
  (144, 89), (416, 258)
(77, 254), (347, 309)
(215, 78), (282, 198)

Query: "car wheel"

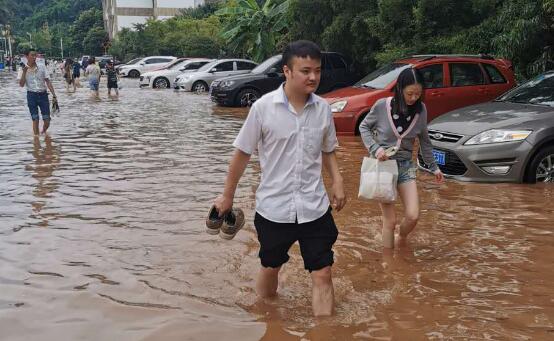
(153, 77), (169, 89)
(128, 70), (140, 78)
(237, 88), (260, 107)
(526, 146), (554, 183)
(192, 81), (208, 93)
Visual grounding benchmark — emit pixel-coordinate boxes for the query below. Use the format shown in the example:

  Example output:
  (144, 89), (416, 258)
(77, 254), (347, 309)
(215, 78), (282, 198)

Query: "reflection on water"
(1, 72), (553, 340)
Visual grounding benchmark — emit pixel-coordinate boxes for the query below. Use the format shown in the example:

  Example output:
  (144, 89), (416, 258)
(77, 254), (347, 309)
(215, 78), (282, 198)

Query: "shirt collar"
(273, 83), (316, 108)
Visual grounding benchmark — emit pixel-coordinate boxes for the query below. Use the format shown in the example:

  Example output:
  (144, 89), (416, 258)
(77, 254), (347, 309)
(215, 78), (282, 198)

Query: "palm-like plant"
(217, 0), (290, 62)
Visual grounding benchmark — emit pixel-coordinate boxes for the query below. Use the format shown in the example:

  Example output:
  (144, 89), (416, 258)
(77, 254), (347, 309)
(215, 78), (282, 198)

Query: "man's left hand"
(331, 181), (346, 212)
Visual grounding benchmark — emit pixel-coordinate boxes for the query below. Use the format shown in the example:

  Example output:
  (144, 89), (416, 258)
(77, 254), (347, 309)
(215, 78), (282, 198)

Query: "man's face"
(27, 51), (37, 64)
(283, 56), (321, 95)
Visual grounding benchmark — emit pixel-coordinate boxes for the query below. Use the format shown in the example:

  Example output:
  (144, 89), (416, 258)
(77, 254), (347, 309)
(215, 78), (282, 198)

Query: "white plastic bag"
(358, 157), (398, 203)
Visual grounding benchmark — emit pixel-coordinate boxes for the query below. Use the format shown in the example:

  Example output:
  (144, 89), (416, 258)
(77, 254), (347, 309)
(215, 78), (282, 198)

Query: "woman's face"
(403, 83), (423, 105)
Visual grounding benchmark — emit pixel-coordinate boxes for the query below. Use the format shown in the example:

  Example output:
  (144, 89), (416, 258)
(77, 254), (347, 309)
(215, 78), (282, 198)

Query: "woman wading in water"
(359, 68), (444, 249)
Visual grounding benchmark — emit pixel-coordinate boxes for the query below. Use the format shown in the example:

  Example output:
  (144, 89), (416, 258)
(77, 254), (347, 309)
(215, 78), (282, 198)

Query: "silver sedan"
(420, 71), (554, 183)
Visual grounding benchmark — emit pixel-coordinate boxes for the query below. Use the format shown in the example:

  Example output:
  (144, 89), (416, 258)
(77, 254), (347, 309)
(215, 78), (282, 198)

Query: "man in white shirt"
(214, 40), (346, 316)
(18, 49), (57, 135)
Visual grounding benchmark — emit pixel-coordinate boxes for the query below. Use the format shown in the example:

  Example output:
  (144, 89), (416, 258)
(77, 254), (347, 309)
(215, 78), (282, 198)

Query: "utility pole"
(60, 37), (63, 59)
(26, 32), (32, 48)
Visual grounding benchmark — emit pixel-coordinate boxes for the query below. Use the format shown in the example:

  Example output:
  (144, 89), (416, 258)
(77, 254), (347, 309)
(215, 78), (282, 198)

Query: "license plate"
(433, 149), (446, 165)
(208, 86), (213, 95)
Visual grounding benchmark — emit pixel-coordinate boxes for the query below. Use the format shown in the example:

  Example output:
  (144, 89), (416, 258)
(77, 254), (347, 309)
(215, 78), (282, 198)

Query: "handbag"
(358, 157), (398, 203)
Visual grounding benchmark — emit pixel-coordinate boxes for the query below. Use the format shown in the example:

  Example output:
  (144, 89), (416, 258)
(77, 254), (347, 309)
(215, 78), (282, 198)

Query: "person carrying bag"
(358, 68), (445, 249)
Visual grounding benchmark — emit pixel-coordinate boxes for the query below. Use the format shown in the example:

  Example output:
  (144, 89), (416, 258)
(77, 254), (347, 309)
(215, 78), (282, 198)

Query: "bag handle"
(385, 97), (420, 148)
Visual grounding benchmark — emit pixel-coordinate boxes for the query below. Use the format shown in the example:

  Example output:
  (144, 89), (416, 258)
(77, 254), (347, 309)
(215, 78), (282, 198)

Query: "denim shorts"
(89, 79), (99, 91)
(397, 159), (417, 185)
(27, 91), (50, 121)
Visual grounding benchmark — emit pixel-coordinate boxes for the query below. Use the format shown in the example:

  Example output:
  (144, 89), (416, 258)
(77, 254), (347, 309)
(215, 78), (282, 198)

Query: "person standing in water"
(212, 40), (346, 316)
(85, 57), (101, 99)
(63, 58), (76, 93)
(106, 62), (119, 97)
(359, 67), (444, 249)
(17, 48), (58, 135)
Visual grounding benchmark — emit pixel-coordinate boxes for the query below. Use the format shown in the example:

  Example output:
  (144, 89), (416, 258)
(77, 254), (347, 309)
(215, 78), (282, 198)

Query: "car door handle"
(477, 88), (487, 93)
(430, 91), (444, 97)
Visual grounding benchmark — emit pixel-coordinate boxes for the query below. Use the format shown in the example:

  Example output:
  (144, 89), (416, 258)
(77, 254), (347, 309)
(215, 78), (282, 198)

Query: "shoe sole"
(206, 227), (220, 235)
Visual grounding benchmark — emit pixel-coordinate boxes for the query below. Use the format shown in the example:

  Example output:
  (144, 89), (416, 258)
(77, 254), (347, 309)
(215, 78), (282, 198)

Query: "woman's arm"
(359, 100), (385, 158)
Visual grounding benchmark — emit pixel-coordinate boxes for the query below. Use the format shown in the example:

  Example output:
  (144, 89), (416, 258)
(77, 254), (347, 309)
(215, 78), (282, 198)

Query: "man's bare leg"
(32, 120), (40, 135)
(41, 119), (50, 134)
(311, 266), (334, 316)
(256, 266), (281, 298)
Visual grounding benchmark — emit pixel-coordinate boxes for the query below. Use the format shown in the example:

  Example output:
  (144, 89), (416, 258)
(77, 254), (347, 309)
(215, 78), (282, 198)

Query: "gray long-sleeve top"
(359, 97), (439, 172)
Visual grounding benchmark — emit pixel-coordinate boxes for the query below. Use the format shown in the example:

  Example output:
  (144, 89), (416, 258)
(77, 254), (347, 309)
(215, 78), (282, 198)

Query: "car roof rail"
(410, 53), (496, 60)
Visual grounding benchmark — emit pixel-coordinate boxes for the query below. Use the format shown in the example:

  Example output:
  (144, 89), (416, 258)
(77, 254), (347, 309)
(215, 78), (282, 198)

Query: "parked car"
(118, 56), (176, 78)
(418, 71), (554, 183)
(116, 57), (142, 72)
(174, 59), (257, 92)
(324, 54), (516, 135)
(139, 58), (212, 89)
(210, 52), (359, 107)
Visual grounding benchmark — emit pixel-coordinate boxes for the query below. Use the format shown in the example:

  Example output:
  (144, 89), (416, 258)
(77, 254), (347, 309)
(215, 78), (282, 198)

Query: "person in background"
(72, 58), (82, 88)
(63, 58), (76, 93)
(85, 57), (101, 99)
(17, 48), (58, 135)
(106, 61), (119, 97)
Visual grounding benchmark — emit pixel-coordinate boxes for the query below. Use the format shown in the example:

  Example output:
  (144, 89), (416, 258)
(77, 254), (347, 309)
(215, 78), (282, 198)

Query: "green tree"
(217, 0), (290, 62)
(69, 7), (104, 54)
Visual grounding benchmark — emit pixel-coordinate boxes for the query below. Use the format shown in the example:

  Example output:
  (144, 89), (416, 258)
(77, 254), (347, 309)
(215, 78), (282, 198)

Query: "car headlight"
(465, 129), (532, 145)
(219, 80), (235, 88)
(330, 100), (348, 113)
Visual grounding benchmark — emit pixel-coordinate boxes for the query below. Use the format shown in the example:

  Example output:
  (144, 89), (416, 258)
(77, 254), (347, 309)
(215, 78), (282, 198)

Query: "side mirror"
(210, 68), (217, 73)
(268, 67), (277, 73)
(139, 62), (145, 66)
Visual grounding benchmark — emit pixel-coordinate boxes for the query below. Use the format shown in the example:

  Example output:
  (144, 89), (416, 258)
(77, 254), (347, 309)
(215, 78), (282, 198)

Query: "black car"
(210, 52), (359, 107)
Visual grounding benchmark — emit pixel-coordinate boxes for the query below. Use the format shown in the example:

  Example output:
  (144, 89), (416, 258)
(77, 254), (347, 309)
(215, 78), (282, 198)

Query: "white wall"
(117, 16), (150, 30)
(116, 0), (152, 8)
(157, 0), (198, 8)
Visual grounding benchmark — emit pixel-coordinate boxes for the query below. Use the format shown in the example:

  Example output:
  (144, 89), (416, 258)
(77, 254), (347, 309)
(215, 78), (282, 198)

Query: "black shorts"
(254, 207), (338, 272)
(107, 80), (118, 89)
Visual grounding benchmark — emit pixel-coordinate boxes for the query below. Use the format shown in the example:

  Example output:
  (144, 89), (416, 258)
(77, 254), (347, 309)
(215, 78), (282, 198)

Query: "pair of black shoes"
(205, 205), (245, 240)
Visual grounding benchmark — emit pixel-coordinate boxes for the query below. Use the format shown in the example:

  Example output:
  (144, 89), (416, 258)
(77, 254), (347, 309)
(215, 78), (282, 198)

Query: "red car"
(324, 54), (516, 135)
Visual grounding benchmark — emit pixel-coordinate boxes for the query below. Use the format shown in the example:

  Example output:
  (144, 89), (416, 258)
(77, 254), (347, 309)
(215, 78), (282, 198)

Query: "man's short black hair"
(282, 40), (321, 69)
(24, 48), (37, 56)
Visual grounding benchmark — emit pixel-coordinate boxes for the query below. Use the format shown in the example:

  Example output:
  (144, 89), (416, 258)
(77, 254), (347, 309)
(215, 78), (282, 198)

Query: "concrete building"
(102, 0), (213, 39)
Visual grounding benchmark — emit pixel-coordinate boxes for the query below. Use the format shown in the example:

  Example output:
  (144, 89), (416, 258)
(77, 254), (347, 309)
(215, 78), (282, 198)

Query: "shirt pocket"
(303, 127), (324, 158)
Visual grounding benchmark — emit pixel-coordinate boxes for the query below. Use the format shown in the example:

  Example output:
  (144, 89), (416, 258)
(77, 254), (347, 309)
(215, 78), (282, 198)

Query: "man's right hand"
(214, 195), (233, 218)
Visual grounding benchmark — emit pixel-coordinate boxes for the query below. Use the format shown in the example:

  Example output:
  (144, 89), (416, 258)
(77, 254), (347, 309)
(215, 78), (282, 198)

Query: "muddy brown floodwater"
(1, 71), (553, 340)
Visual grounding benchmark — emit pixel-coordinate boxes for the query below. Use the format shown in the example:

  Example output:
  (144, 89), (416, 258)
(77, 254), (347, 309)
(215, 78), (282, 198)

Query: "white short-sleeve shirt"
(233, 84), (339, 224)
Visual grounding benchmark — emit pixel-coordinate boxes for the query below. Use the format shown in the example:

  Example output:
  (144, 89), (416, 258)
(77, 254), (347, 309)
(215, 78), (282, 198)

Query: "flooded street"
(1, 71), (553, 340)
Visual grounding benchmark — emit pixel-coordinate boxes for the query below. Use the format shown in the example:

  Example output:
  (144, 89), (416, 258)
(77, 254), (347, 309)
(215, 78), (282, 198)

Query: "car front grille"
(428, 129), (464, 143)
(139, 76), (143, 81)
(211, 80), (220, 89)
(418, 148), (467, 176)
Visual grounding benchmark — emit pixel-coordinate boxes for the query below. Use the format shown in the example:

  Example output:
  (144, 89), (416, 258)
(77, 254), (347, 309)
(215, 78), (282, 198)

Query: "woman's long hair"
(64, 58), (73, 76)
(391, 67), (425, 116)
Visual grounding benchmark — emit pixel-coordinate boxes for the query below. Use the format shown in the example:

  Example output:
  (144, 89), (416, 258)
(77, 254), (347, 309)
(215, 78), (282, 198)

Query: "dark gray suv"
(419, 71), (554, 183)
(210, 52), (359, 107)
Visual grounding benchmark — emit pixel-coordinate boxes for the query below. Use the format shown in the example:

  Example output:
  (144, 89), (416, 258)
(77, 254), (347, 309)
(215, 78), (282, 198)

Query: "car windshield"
(168, 60), (187, 70)
(252, 56), (281, 74)
(355, 63), (411, 89)
(498, 73), (554, 107)
(127, 58), (141, 65)
(197, 60), (219, 72)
